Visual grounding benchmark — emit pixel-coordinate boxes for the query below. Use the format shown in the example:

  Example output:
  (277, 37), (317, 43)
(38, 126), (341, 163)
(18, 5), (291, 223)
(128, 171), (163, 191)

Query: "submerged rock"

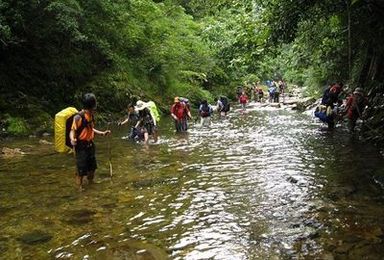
(65, 209), (96, 225)
(18, 230), (52, 245)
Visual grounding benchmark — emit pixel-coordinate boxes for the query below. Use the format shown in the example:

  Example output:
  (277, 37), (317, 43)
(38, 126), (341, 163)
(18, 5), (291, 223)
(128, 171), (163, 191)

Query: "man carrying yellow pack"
(69, 93), (111, 191)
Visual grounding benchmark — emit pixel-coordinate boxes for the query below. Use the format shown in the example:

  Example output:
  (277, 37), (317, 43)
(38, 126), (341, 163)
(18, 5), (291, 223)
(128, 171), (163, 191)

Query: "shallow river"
(1, 103), (384, 259)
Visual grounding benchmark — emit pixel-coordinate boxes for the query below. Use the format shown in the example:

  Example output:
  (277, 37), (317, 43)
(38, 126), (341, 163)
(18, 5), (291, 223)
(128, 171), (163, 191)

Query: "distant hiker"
(268, 84), (277, 103)
(343, 87), (368, 132)
(199, 100), (214, 126)
(171, 97), (192, 132)
(278, 80), (286, 102)
(274, 83), (280, 103)
(236, 86), (243, 101)
(255, 85), (264, 102)
(239, 91), (248, 110)
(135, 100), (158, 144)
(318, 82), (343, 129)
(118, 104), (140, 140)
(217, 96), (230, 118)
(70, 93), (111, 191)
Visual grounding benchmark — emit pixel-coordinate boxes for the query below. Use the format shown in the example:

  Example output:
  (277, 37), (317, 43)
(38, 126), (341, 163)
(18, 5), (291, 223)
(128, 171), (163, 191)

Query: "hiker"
(69, 93), (111, 191)
(171, 97), (192, 132)
(321, 82), (343, 107)
(236, 86), (243, 101)
(343, 87), (369, 132)
(239, 91), (248, 110)
(135, 100), (158, 144)
(256, 85), (264, 102)
(319, 82), (344, 129)
(217, 96), (230, 118)
(268, 84), (277, 103)
(278, 80), (286, 102)
(274, 82), (280, 103)
(199, 100), (213, 126)
(118, 104), (140, 140)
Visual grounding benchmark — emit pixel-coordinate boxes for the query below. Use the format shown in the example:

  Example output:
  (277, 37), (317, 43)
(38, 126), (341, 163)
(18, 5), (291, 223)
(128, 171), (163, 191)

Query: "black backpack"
(200, 103), (211, 117)
(220, 97), (230, 112)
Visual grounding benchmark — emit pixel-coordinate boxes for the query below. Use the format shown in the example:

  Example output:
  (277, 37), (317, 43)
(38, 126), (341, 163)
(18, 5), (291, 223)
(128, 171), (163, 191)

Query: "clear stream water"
(1, 103), (384, 259)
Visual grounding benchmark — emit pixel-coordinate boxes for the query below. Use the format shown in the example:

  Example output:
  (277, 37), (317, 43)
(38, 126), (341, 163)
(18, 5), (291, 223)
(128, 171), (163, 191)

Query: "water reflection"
(0, 102), (383, 259)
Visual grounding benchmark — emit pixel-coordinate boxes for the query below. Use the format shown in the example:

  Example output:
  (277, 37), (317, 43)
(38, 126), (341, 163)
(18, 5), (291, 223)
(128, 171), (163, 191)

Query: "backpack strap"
(75, 111), (93, 140)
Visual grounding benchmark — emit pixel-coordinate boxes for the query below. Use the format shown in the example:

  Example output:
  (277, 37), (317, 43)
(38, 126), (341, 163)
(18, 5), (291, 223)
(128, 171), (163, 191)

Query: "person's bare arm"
(94, 128), (111, 136)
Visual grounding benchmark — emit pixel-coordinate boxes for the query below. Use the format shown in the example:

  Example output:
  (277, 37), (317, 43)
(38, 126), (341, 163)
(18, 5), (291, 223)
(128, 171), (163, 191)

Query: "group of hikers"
(117, 96), (230, 141)
(67, 93), (232, 191)
(314, 82), (369, 132)
(68, 83), (368, 191)
(266, 80), (286, 103)
(235, 80), (287, 106)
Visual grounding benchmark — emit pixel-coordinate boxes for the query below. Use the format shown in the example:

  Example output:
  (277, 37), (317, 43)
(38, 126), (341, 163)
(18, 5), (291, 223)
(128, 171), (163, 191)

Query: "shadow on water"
(0, 102), (383, 259)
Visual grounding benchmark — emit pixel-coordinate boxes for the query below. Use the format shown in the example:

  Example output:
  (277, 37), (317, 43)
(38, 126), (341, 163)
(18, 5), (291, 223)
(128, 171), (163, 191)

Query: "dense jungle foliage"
(0, 0), (383, 142)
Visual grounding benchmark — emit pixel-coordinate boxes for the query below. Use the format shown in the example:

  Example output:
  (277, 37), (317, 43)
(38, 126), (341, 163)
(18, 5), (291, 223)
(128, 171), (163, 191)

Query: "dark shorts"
(75, 141), (97, 176)
(144, 123), (157, 135)
(175, 119), (188, 132)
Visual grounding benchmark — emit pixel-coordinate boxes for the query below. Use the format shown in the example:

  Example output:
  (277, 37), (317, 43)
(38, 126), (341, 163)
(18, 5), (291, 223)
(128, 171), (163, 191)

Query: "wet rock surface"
(17, 231), (52, 245)
(64, 209), (96, 225)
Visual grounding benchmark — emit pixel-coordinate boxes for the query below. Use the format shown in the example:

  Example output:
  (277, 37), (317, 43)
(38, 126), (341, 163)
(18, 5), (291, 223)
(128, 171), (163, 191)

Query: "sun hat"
(353, 87), (364, 95)
(135, 100), (149, 111)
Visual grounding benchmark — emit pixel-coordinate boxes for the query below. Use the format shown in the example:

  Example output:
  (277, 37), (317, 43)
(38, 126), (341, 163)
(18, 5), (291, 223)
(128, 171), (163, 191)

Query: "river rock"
(269, 103), (281, 108)
(65, 209), (96, 225)
(18, 230), (52, 245)
(295, 97), (317, 111)
(39, 139), (52, 145)
(1, 147), (25, 157)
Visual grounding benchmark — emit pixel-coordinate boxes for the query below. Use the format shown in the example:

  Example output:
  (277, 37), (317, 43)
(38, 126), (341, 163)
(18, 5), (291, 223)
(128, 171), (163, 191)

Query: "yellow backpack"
(54, 107), (78, 153)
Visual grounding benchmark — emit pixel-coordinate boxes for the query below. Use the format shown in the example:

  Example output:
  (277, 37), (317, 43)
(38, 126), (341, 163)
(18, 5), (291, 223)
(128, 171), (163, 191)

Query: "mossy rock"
(17, 230), (52, 245)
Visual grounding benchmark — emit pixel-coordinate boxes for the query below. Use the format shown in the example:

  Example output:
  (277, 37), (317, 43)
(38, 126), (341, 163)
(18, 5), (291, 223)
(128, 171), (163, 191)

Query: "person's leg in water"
(182, 119), (188, 131)
(201, 116), (211, 127)
(327, 114), (335, 130)
(75, 144), (96, 191)
(75, 174), (85, 191)
(87, 171), (95, 184)
(143, 132), (149, 144)
(175, 120), (181, 132)
(152, 127), (158, 143)
(348, 117), (357, 132)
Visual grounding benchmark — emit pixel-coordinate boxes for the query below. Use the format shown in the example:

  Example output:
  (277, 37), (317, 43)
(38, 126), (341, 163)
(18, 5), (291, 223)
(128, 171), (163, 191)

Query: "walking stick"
(107, 123), (113, 178)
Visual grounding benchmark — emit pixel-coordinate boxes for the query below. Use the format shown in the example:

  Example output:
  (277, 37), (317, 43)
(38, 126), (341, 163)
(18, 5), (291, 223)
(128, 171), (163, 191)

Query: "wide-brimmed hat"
(135, 100), (149, 111)
(353, 87), (364, 95)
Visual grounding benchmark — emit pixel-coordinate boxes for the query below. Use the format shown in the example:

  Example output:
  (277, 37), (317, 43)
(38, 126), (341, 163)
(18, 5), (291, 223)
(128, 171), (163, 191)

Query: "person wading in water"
(171, 97), (192, 132)
(70, 93), (111, 191)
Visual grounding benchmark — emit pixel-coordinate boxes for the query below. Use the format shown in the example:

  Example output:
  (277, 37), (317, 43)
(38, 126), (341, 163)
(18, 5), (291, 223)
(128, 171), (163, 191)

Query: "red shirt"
(171, 102), (189, 120)
(345, 94), (368, 119)
(239, 94), (248, 104)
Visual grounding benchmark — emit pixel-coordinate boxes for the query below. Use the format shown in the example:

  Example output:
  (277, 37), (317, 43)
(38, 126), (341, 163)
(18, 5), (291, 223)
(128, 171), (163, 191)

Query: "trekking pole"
(107, 122), (113, 178)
